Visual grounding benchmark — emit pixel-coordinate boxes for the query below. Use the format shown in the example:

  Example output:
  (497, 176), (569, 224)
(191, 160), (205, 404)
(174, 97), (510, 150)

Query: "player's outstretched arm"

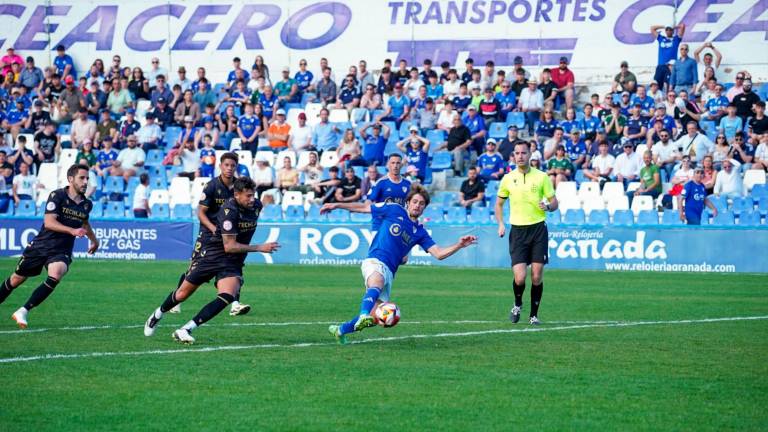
(44, 214), (87, 238)
(83, 220), (100, 254)
(320, 201), (371, 214)
(222, 235), (280, 254)
(427, 235), (477, 260)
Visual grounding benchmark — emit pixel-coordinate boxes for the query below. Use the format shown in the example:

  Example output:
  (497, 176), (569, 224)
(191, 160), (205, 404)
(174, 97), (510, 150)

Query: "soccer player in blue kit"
(321, 185), (477, 344)
(366, 153), (411, 230)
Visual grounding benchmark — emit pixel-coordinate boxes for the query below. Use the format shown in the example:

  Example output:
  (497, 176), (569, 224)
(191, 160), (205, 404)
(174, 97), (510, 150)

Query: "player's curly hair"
(220, 152), (238, 164)
(406, 184), (430, 207)
(233, 177), (256, 192)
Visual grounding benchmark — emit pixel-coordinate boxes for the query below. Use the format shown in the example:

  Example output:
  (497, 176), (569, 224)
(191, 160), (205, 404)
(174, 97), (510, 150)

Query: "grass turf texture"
(0, 259), (766, 431)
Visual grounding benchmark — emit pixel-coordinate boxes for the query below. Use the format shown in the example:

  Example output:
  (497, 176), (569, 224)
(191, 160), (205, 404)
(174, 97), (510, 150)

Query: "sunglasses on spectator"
(736, 76), (744, 80)
(300, 62), (306, 66)
(152, 61), (159, 64)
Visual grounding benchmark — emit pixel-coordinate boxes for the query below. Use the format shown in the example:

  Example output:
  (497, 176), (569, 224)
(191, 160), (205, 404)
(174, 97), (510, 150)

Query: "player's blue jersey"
(237, 115), (260, 139)
(368, 203), (435, 275)
(367, 176), (411, 230)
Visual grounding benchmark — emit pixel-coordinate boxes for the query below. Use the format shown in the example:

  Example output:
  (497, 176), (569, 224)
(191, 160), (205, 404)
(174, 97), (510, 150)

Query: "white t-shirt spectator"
(133, 183), (148, 210)
(674, 132), (714, 163)
(180, 148), (200, 173)
(518, 87), (544, 111)
(754, 143), (768, 163)
(591, 154), (615, 174)
(291, 124), (313, 151)
(443, 80), (461, 98)
(437, 109), (457, 130)
(672, 166), (694, 184)
(613, 152), (642, 177)
(13, 174), (38, 197)
(713, 168), (743, 197)
(652, 140), (679, 162)
(117, 147), (146, 170)
(136, 123), (163, 146)
(252, 165), (274, 186)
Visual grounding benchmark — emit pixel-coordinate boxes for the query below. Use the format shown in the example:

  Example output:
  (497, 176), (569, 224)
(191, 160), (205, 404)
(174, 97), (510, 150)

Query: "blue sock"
(359, 287), (381, 315)
(339, 317), (357, 335)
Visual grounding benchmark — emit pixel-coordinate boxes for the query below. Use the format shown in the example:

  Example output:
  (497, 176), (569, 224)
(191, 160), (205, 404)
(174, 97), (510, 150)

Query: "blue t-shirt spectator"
(426, 84), (443, 100)
(705, 96), (729, 117)
(559, 119), (580, 135)
(461, 113), (485, 135)
(295, 71), (314, 92)
(237, 115), (260, 140)
(647, 115), (676, 132)
(496, 91), (516, 115)
(656, 34), (681, 65)
(580, 116), (602, 135)
(477, 153), (505, 180)
(97, 149), (118, 170)
(452, 95), (472, 112)
(338, 87), (360, 105)
(387, 95), (410, 118)
(363, 134), (387, 166)
(719, 116), (743, 140)
(54, 54), (76, 79)
(259, 93), (278, 118)
(312, 122), (338, 151)
(405, 147), (428, 177)
(682, 180), (707, 224)
(565, 139), (587, 163)
(536, 119), (558, 138)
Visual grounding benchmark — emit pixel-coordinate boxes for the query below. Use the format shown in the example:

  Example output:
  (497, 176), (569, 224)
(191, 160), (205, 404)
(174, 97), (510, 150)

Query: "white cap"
(275, 108), (286, 116)
(183, 115), (193, 123)
(409, 125), (419, 132)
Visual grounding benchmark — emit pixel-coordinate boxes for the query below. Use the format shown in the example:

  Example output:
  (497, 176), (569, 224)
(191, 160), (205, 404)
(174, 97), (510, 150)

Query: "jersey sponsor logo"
(46, 201), (56, 211)
(389, 223), (402, 237)
(223, 220), (233, 231)
(200, 192), (206, 201)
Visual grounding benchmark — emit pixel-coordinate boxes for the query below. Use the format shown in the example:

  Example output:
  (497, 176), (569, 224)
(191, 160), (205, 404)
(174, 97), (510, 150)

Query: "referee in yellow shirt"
(495, 142), (558, 325)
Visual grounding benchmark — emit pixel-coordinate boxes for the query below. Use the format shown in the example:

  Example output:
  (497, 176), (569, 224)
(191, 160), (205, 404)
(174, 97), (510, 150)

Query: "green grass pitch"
(0, 258), (766, 431)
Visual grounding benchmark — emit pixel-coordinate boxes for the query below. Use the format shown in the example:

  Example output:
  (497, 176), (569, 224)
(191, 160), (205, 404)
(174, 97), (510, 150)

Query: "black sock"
(160, 290), (180, 313)
(234, 291), (240, 302)
(530, 283), (543, 317)
(23, 276), (59, 310)
(192, 293), (234, 326)
(0, 278), (17, 305)
(513, 281), (525, 307)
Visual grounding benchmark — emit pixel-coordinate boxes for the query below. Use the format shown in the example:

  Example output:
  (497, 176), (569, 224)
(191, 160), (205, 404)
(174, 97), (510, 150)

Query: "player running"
(171, 152), (251, 316)
(495, 142), (558, 325)
(0, 164), (99, 328)
(143, 177), (279, 344)
(366, 153), (411, 230)
(321, 184), (477, 344)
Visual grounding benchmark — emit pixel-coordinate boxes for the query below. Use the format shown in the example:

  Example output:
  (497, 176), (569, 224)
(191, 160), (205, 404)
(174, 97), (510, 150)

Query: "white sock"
(182, 320), (197, 332)
(153, 307), (163, 319)
(231, 300), (240, 308)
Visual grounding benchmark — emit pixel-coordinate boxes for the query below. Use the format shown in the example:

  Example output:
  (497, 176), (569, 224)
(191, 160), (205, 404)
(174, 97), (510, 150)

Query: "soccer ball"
(374, 302), (400, 328)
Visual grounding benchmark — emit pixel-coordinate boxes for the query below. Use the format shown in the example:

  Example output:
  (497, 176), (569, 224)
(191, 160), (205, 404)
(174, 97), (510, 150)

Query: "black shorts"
(184, 253), (243, 287)
(509, 221), (549, 266)
(15, 247), (72, 277)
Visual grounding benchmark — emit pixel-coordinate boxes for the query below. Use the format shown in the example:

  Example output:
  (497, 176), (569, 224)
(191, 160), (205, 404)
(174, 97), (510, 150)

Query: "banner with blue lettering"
(1, 0), (764, 83)
(0, 218), (193, 260)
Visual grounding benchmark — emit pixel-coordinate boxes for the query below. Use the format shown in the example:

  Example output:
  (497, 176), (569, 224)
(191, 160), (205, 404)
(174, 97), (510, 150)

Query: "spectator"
(677, 167), (717, 225)
(30, 121), (59, 167)
(748, 101), (767, 145)
(276, 156), (299, 192)
(476, 140), (505, 182)
(113, 135), (146, 181)
(512, 78), (544, 136)
(542, 127), (566, 161)
(670, 155), (695, 185)
(169, 84), (183, 110)
(194, 79), (217, 109)
(7, 136), (33, 174)
(237, 103), (261, 155)
(147, 57), (168, 87)
(701, 155), (717, 195)
(565, 130), (587, 169)
(511, 55), (532, 80)
(713, 159), (743, 199)
(646, 104), (677, 140)
(583, 141), (615, 184)
(275, 66), (299, 105)
(425, 74), (443, 102)
(613, 142), (641, 187)
(95, 109), (118, 144)
(71, 108), (96, 147)
(314, 67), (337, 106)
(106, 55), (122, 80)
(117, 108), (141, 148)
(136, 113), (162, 150)
(436, 100), (457, 132)
(452, 83), (472, 115)
(670, 44), (698, 93)
(360, 164), (381, 197)
(461, 105), (486, 156)
(458, 166), (485, 209)
(404, 68), (423, 99)
(726, 71), (750, 101)
(498, 125), (524, 161)
(258, 85), (278, 120)
(20, 56), (43, 92)
(312, 108), (339, 152)
(149, 74), (173, 107)
(702, 84), (728, 122)
(294, 58), (314, 95)
(24, 100), (50, 133)
(299, 151), (323, 191)
(2, 47), (23, 76)
(252, 155), (275, 197)
(509, 68), (528, 98)
(438, 114), (473, 176)
(267, 109), (291, 152)
(612, 61), (637, 94)
(623, 104), (647, 146)
(170, 66), (191, 92)
(95, 137), (118, 176)
(675, 121), (713, 164)
(53, 44), (76, 79)
(226, 57), (245, 89)
(357, 121), (388, 166)
(728, 132), (754, 172)
(174, 89), (201, 125)
(547, 145), (573, 187)
(337, 128), (365, 166)
(252, 55), (271, 83)
(176, 139), (199, 179)
(752, 135), (768, 171)
(0, 152), (10, 213)
(190, 67), (207, 93)
(106, 77), (133, 115)
(376, 67), (396, 96)
(84, 81), (106, 119)
(648, 81), (664, 105)
(603, 103), (626, 145)
(652, 129), (679, 179)
(359, 83), (382, 113)
(127, 67), (150, 100)
(712, 134), (731, 169)
(650, 24), (685, 90)
(12, 161), (41, 204)
(132, 173), (150, 218)
(335, 167), (363, 202)
(378, 82), (410, 128)
(478, 87), (501, 124)
(551, 56), (575, 110)
(412, 97), (438, 134)
(631, 85), (655, 118)
(560, 107), (580, 135)
(313, 166), (342, 203)
(289, 112), (313, 152)
(733, 80), (761, 123)
(397, 127), (429, 182)
(198, 134), (216, 178)
(718, 104), (743, 141)
(3, 99), (27, 144)
(534, 106), (558, 144)
(627, 151), (661, 206)
(335, 74), (360, 110)
(580, 103), (602, 144)
(693, 42), (723, 81)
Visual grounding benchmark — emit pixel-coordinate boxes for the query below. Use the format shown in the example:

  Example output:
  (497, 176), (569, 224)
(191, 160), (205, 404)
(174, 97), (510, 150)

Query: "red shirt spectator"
(1, 47), (23, 75)
(551, 59), (575, 90)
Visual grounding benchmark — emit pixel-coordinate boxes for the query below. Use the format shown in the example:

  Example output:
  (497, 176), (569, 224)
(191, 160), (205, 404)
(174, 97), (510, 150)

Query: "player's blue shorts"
(361, 258), (393, 302)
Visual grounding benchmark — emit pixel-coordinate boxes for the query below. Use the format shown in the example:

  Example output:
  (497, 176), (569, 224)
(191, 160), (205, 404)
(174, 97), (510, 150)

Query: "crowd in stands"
(0, 27), (766, 225)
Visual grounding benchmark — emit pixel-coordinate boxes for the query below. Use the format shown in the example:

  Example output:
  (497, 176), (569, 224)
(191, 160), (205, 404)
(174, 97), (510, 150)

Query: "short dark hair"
(405, 184), (430, 207)
(220, 152), (238, 164)
(66, 163), (89, 178)
(234, 177), (256, 192)
(139, 173), (150, 184)
(329, 166), (339, 173)
(387, 153), (403, 162)
(17, 135), (26, 143)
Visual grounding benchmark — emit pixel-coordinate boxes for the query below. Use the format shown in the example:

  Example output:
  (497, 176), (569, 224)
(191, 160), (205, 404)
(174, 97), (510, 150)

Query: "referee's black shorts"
(509, 221), (549, 266)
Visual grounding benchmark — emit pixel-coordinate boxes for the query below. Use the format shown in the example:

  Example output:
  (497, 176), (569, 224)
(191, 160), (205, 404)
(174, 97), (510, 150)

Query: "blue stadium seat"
(468, 206), (490, 224)
(505, 112), (525, 129)
(422, 206), (445, 223)
(444, 206), (467, 223)
(612, 209), (634, 226)
(546, 209), (562, 225)
(636, 210), (659, 225)
(398, 121), (413, 138)
(57, 124), (71, 135)
(164, 126), (182, 148)
(350, 212), (370, 223)
(574, 169), (586, 184)
(284, 205), (305, 222)
(14, 200), (36, 217)
(752, 184), (768, 202)
(166, 165), (183, 179)
(431, 191), (455, 208)
(126, 176), (140, 193)
(708, 195), (728, 213)
(260, 204), (283, 222)
(712, 210), (735, 226)
(37, 201), (46, 215)
(484, 181), (499, 200)
(327, 209), (350, 222)
(90, 202), (103, 218)
(145, 150), (165, 167)
(104, 201), (125, 219)
(701, 208), (713, 225)
(587, 209), (610, 225)
(662, 209), (683, 225)
(488, 122), (506, 140)
(306, 204), (325, 222)
(738, 210), (762, 226)
(426, 130), (446, 154)
(149, 204), (170, 220)
(563, 209), (585, 225)
(431, 152), (452, 171)
(758, 197), (768, 216)
(171, 204), (192, 219)
(104, 176), (125, 196)
(730, 196), (753, 216)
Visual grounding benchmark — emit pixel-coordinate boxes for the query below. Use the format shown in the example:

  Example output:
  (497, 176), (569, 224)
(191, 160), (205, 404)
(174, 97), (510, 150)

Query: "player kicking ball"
(0, 164), (99, 328)
(321, 184), (477, 344)
(143, 177), (279, 344)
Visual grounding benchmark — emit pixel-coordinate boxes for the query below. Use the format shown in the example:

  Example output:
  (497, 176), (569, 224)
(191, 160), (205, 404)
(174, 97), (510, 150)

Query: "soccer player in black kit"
(0, 164), (99, 328)
(143, 177), (279, 344)
(170, 152), (252, 316)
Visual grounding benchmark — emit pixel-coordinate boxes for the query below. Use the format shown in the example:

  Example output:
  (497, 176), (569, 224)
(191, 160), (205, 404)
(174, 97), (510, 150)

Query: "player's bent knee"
(11, 274), (27, 286)
(44, 276), (60, 290)
(217, 292), (235, 304)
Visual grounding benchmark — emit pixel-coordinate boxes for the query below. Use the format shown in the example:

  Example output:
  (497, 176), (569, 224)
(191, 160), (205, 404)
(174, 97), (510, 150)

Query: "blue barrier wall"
(1, 218), (766, 273)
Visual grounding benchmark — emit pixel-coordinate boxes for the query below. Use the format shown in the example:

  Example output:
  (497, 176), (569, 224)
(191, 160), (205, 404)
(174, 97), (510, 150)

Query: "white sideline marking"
(0, 315), (765, 364)
(0, 319), (620, 335)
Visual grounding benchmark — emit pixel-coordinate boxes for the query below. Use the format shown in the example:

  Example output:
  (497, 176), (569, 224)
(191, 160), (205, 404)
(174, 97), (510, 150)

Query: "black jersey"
(29, 188), (92, 254)
(198, 198), (262, 266)
(198, 176), (234, 237)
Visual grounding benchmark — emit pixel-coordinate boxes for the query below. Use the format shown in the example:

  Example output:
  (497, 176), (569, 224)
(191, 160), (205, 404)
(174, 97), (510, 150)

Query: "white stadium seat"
(296, 151), (314, 170)
(255, 150), (276, 167)
(169, 177), (192, 208)
(630, 195), (654, 215)
(602, 182), (625, 203)
(58, 148), (78, 168)
(606, 195), (629, 215)
(213, 150), (228, 176)
(558, 196), (581, 212)
(236, 150), (253, 168)
(37, 163), (58, 191)
(582, 196), (605, 214)
(743, 169), (766, 192)
(319, 151), (339, 168)
(229, 138), (242, 151)
(190, 177), (212, 208)
(626, 182), (641, 193)
(148, 189), (170, 208)
(304, 103), (323, 126)
(555, 181), (577, 202)
(328, 109), (349, 123)
(281, 190), (304, 210)
(578, 182), (601, 203)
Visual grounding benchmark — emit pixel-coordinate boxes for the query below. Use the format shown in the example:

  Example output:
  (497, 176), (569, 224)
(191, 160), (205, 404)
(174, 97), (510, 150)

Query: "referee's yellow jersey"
(497, 167), (555, 226)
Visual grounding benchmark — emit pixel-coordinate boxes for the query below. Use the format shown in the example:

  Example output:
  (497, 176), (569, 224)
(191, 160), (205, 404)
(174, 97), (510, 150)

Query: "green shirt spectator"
(640, 163), (662, 193)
